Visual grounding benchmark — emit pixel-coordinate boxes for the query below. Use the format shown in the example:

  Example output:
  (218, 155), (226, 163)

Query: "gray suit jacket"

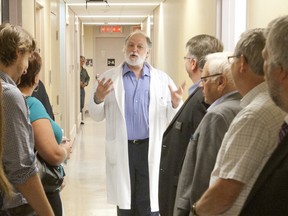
(173, 92), (242, 216)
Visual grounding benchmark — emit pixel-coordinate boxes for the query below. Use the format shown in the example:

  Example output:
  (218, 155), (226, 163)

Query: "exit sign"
(101, 26), (122, 33)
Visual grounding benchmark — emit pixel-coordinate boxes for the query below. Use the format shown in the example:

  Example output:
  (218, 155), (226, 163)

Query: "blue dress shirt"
(123, 63), (150, 140)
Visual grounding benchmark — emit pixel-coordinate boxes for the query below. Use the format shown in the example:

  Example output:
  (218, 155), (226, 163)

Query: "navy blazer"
(158, 87), (208, 216)
(240, 133), (288, 216)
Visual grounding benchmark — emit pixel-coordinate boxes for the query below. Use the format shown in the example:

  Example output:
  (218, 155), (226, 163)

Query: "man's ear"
(277, 65), (288, 83)
(15, 48), (21, 58)
(190, 58), (197, 71)
(218, 75), (224, 84)
(239, 55), (248, 73)
(146, 48), (151, 58)
(217, 75), (226, 91)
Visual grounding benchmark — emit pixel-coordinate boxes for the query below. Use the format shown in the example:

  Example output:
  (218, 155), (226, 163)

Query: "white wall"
(22, 0), (35, 36)
(37, 0), (52, 95)
(153, 0), (217, 99)
(247, 0), (288, 28)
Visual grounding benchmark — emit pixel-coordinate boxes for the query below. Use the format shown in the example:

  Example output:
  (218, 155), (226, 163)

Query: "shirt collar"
(0, 71), (16, 86)
(188, 80), (201, 95)
(122, 62), (150, 77)
(240, 82), (267, 108)
(207, 90), (238, 112)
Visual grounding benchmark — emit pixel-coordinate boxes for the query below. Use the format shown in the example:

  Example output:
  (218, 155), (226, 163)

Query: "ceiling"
(65, 0), (164, 26)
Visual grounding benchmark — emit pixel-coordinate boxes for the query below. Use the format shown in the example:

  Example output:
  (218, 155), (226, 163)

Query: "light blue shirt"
(123, 63), (150, 140)
(188, 80), (201, 95)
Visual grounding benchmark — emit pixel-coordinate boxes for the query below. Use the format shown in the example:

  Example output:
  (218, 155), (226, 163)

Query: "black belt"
(128, 138), (149, 145)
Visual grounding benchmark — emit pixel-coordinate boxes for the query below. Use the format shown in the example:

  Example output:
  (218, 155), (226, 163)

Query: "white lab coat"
(88, 63), (182, 211)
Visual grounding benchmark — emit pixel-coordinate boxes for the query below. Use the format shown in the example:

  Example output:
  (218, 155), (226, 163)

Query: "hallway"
(61, 115), (116, 216)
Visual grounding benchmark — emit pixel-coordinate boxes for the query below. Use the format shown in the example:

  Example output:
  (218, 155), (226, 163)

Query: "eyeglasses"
(184, 56), (192, 61)
(227, 54), (244, 64)
(228, 54), (249, 64)
(200, 73), (222, 83)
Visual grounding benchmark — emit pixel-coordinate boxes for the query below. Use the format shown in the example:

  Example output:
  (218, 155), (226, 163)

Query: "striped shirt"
(0, 72), (37, 209)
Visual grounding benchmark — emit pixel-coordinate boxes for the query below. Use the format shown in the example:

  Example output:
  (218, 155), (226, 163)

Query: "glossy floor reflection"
(61, 115), (116, 216)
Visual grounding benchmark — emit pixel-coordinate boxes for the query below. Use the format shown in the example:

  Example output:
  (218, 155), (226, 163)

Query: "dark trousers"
(80, 87), (85, 112)
(117, 141), (159, 216)
(46, 191), (62, 216)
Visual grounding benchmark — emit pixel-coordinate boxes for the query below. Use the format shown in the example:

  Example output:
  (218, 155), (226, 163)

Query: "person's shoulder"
(237, 92), (285, 127)
(2, 83), (24, 103)
(209, 100), (242, 122)
(81, 66), (88, 73)
(249, 91), (280, 112)
(150, 66), (170, 79)
(148, 64), (164, 73)
(219, 92), (242, 106)
(27, 96), (46, 110)
(27, 96), (40, 103)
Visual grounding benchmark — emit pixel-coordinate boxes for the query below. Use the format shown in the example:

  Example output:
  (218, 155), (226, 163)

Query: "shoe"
(81, 122), (84, 125)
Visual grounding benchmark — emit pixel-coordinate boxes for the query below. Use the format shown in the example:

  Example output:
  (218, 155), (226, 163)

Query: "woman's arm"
(32, 118), (71, 166)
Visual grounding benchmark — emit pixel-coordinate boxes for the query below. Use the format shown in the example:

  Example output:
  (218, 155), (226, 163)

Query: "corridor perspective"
(1, 0), (288, 216)
(61, 115), (116, 216)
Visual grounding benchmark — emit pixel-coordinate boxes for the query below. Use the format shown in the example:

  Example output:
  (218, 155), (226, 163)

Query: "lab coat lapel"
(113, 68), (125, 119)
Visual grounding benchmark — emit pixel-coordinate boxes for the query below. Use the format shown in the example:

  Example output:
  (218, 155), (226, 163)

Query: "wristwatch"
(192, 203), (198, 216)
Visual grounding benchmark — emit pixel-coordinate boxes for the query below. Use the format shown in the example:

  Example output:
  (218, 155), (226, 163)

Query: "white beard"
(125, 52), (146, 66)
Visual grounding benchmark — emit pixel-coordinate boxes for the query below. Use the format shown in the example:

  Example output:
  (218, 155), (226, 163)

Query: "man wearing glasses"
(193, 29), (285, 216)
(240, 15), (288, 216)
(174, 52), (242, 216)
(158, 35), (223, 216)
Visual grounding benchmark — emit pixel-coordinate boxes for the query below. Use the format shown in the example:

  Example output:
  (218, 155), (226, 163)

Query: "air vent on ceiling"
(86, 0), (109, 8)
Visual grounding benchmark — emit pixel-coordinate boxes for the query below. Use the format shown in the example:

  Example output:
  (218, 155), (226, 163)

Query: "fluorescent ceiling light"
(67, 3), (159, 6)
(78, 15), (147, 18)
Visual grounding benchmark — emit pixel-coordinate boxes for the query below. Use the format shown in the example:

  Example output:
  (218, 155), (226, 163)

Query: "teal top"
(26, 96), (62, 144)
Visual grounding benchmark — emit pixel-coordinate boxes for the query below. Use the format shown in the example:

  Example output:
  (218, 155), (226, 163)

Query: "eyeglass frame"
(200, 73), (223, 83)
(184, 56), (193, 61)
(227, 54), (248, 64)
(227, 55), (240, 64)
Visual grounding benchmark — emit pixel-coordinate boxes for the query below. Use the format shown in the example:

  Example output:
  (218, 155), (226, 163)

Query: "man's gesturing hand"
(169, 81), (186, 108)
(93, 77), (113, 104)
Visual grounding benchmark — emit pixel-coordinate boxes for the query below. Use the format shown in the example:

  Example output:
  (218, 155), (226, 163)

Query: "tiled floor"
(61, 115), (116, 216)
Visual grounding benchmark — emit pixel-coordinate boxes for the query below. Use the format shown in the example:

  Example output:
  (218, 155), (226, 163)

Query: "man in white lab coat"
(88, 30), (184, 216)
